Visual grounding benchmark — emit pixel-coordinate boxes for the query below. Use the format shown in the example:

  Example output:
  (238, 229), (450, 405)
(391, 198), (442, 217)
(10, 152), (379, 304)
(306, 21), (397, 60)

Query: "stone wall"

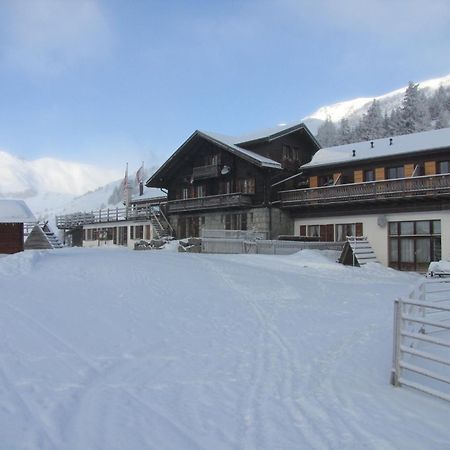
(169, 206), (294, 239)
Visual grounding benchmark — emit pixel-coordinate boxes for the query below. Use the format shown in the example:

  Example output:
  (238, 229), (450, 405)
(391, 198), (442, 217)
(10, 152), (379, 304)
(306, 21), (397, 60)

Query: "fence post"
(391, 299), (403, 386)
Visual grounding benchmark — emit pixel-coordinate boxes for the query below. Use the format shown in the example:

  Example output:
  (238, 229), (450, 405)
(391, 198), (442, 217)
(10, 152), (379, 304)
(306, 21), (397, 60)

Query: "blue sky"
(0, 0), (449, 169)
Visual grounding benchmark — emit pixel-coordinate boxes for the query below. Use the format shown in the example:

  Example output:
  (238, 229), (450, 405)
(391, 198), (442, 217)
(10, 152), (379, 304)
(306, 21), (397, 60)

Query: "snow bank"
(0, 248), (447, 450)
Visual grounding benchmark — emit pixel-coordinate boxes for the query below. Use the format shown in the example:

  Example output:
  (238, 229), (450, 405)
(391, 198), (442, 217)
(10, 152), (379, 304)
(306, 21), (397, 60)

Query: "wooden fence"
(391, 279), (450, 402)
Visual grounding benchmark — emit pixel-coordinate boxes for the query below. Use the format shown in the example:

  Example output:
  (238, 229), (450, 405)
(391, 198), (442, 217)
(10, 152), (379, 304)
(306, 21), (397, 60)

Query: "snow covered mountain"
(0, 150), (162, 223)
(303, 73), (450, 133)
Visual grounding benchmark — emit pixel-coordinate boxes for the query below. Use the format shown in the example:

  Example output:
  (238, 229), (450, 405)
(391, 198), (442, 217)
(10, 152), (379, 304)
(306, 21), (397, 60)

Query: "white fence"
(391, 279), (450, 402)
(201, 229), (268, 240)
(201, 238), (344, 255)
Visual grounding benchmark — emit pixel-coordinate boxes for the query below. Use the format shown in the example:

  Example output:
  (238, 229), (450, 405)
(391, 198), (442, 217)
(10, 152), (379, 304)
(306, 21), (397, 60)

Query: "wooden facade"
(0, 200), (36, 254)
(147, 126), (319, 238)
(0, 223), (24, 254)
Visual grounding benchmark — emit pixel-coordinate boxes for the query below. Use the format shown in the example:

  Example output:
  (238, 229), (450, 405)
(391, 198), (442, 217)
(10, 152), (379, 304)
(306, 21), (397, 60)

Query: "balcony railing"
(279, 174), (450, 208)
(167, 193), (253, 213)
(56, 205), (160, 229)
(192, 164), (220, 180)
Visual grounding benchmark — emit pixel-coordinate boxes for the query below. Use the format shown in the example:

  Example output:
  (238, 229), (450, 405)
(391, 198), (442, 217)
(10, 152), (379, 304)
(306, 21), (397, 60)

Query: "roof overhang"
(146, 130), (281, 188)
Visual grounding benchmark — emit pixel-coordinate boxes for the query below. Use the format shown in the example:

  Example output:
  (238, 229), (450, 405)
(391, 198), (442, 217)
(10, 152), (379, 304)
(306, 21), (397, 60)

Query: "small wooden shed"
(0, 200), (36, 254)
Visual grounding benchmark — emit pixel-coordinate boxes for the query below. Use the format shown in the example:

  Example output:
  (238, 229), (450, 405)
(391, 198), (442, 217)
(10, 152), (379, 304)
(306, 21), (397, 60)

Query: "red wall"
(0, 223), (24, 254)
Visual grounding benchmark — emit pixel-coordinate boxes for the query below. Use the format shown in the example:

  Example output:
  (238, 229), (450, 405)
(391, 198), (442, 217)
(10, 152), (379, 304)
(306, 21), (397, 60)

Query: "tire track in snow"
(193, 254), (331, 449)
(61, 352), (208, 450)
(0, 330), (60, 450)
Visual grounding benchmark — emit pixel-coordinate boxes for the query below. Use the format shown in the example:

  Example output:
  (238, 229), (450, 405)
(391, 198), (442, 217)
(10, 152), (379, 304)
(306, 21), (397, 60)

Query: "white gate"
(391, 279), (450, 402)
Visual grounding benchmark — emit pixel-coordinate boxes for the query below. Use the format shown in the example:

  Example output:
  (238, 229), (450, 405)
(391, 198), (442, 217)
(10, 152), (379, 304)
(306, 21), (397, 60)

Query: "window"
(306, 224), (336, 241)
(282, 144), (292, 159)
(207, 153), (220, 166)
(307, 225), (320, 238)
(219, 180), (233, 194)
(319, 175), (334, 186)
(181, 187), (189, 199)
(364, 170), (375, 182)
(134, 226), (144, 240)
(386, 166), (404, 179)
(195, 185), (206, 197)
(389, 220), (441, 271)
(237, 178), (255, 194)
(438, 161), (450, 174)
(335, 223), (363, 241)
(224, 213), (247, 230)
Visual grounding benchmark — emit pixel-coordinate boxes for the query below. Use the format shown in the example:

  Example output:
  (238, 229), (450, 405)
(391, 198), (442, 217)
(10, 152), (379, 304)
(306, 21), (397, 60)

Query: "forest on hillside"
(316, 82), (450, 147)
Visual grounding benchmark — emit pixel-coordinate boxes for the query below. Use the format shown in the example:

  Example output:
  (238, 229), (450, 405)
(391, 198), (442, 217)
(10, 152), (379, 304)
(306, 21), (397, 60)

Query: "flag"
(121, 163), (129, 204)
(135, 162), (144, 186)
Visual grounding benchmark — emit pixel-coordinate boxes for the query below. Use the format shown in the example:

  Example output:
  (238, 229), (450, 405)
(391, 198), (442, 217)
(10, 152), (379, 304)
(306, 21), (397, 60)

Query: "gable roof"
(146, 130), (282, 187)
(0, 200), (36, 223)
(146, 122), (319, 187)
(234, 122), (320, 147)
(302, 127), (450, 169)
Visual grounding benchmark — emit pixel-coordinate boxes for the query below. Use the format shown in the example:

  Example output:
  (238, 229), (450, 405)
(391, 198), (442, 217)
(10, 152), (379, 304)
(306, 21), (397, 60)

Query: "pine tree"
(400, 82), (431, 133)
(429, 85), (447, 121)
(358, 99), (384, 140)
(435, 109), (450, 129)
(316, 117), (338, 147)
(336, 118), (353, 144)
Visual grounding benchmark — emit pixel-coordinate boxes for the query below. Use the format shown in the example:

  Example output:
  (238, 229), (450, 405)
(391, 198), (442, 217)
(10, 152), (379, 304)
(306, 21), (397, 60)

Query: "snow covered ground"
(1, 247), (449, 450)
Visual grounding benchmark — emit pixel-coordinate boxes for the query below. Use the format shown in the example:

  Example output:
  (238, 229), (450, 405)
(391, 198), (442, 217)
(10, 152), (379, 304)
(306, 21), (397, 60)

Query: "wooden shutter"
(404, 164), (415, 178)
(425, 161), (436, 175)
(309, 176), (318, 188)
(355, 222), (363, 237)
(320, 224), (334, 241)
(354, 170), (363, 183)
(375, 167), (385, 180)
(299, 225), (306, 236)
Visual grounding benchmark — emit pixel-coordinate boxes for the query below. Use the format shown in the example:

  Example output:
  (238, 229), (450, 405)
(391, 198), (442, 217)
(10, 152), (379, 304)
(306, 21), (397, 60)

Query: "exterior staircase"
(338, 236), (379, 266)
(150, 209), (173, 239)
(24, 222), (64, 250)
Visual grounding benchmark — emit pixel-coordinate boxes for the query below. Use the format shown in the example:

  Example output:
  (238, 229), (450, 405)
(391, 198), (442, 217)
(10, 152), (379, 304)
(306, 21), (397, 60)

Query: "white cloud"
(280, 0), (450, 41)
(0, 0), (111, 75)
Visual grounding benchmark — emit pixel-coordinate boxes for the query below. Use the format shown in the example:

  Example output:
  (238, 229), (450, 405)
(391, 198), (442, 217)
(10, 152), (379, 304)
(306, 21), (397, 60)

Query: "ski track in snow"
(1, 248), (450, 449)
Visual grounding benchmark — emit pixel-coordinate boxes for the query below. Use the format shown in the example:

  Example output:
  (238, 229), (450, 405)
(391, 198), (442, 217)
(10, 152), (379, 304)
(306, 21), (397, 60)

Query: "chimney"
(139, 182), (144, 196)
(370, 141), (374, 149)
(389, 138), (393, 146)
(352, 149), (356, 157)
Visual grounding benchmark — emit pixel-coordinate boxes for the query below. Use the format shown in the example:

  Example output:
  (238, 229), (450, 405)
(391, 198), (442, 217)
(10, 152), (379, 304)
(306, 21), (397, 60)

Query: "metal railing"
(56, 205), (159, 229)
(166, 192), (253, 213)
(391, 279), (450, 402)
(280, 173), (450, 207)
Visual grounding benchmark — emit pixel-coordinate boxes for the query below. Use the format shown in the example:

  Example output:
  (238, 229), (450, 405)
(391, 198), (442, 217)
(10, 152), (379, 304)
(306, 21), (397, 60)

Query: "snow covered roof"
(0, 199), (36, 223)
(302, 127), (450, 169)
(234, 121), (320, 147)
(130, 188), (167, 203)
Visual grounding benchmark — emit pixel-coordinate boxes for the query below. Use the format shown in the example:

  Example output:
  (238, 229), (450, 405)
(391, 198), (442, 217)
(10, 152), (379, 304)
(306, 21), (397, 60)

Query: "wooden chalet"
(146, 123), (320, 239)
(0, 200), (36, 254)
(278, 127), (450, 271)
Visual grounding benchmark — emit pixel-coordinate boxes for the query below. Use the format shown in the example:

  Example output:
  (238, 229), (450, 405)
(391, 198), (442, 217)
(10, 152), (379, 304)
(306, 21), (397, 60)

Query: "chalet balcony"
(279, 173), (450, 208)
(167, 193), (253, 213)
(192, 164), (220, 180)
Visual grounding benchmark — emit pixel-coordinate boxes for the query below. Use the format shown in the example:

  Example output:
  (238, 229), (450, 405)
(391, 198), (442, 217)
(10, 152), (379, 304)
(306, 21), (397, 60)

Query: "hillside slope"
(303, 73), (450, 133)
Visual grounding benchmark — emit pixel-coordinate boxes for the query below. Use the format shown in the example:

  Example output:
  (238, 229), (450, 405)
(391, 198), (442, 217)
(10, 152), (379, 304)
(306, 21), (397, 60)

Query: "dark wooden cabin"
(0, 200), (36, 254)
(146, 123), (320, 238)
